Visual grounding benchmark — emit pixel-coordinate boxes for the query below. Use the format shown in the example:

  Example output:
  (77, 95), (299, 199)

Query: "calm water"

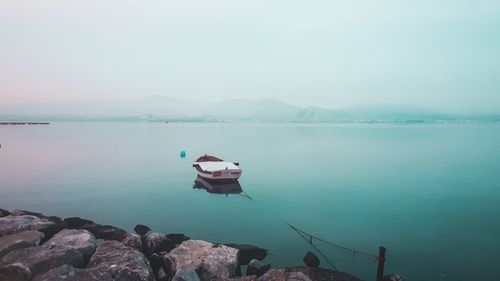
(1, 122), (499, 281)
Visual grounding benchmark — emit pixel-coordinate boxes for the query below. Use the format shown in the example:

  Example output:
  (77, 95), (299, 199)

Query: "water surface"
(1, 122), (499, 281)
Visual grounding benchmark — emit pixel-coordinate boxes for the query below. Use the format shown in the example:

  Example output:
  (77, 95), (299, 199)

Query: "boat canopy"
(195, 161), (239, 172)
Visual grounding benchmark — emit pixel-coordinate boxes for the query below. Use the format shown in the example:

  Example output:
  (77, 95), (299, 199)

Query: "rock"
(80, 223), (128, 241)
(0, 229), (97, 281)
(0, 215), (55, 236)
(257, 267), (362, 281)
(87, 240), (155, 281)
(134, 224), (152, 236)
(44, 229), (98, 262)
(0, 230), (44, 259)
(303, 251), (320, 268)
(166, 233), (190, 245)
(123, 233), (143, 250)
(164, 240), (239, 281)
(144, 232), (173, 256)
(225, 244), (267, 265)
(156, 266), (169, 281)
(32, 264), (113, 281)
(383, 274), (405, 281)
(172, 267), (201, 281)
(246, 259), (271, 277)
(148, 253), (165, 272)
(64, 217), (94, 229)
(0, 209), (11, 218)
(226, 276), (258, 281)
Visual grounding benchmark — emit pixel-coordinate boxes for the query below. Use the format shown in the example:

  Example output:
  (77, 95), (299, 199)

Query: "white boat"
(193, 155), (242, 180)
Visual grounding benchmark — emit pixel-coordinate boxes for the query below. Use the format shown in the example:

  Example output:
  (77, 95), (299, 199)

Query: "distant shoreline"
(0, 122), (50, 125)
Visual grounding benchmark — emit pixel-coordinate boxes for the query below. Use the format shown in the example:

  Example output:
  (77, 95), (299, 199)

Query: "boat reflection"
(193, 176), (252, 199)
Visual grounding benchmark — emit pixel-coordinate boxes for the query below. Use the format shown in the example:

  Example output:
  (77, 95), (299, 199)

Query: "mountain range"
(1, 96), (498, 123)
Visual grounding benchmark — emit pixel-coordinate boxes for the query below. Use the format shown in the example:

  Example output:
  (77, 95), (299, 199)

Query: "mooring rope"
(287, 223), (379, 272)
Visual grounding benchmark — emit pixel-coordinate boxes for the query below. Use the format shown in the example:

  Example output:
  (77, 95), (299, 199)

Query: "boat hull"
(196, 168), (242, 180)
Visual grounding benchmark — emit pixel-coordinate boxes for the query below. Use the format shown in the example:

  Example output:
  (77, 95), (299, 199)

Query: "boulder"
(227, 277), (258, 281)
(0, 215), (56, 236)
(246, 259), (270, 277)
(225, 244), (267, 265)
(144, 232), (173, 256)
(257, 267), (362, 281)
(64, 217), (94, 229)
(80, 223), (128, 241)
(44, 229), (98, 262)
(0, 230), (44, 259)
(0, 229), (97, 281)
(303, 252), (320, 268)
(32, 264), (113, 281)
(166, 233), (190, 245)
(0, 209), (11, 218)
(134, 224), (152, 236)
(171, 267), (201, 281)
(123, 233), (143, 250)
(87, 240), (155, 281)
(164, 240), (239, 281)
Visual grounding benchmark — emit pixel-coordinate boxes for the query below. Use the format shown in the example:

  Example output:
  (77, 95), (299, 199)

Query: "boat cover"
(195, 161), (239, 172)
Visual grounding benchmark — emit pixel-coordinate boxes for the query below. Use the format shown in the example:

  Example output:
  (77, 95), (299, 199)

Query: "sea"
(0, 122), (499, 281)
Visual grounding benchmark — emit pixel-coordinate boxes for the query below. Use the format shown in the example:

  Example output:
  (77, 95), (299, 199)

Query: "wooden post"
(376, 246), (386, 281)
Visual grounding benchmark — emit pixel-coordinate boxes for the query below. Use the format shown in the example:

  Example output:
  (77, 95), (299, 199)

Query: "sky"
(0, 0), (499, 113)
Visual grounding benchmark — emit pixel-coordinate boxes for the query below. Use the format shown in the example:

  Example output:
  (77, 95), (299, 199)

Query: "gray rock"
(64, 217), (94, 229)
(225, 244), (267, 265)
(80, 223), (128, 242)
(123, 233), (143, 250)
(87, 240), (155, 281)
(172, 267), (201, 281)
(0, 209), (10, 218)
(134, 224), (152, 236)
(0, 229), (97, 281)
(32, 264), (113, 281)
(144, 232), (172, 256)
(0, 215), (55, 236)
(246, 259), (270, 277)
(44, 229), (98, 262)
(0, 230), (44, 259)
(166, 233), (190, 245)
(164, 240), (239, 281)
(303, 252), (320, 268)
(257, 267), (362, 281)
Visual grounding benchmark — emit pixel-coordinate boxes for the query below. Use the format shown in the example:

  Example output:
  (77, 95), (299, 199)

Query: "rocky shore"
(0, 208), (397, 281)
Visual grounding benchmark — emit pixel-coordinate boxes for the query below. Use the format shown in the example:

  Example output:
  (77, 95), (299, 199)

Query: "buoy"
(180, 150), (186, 158)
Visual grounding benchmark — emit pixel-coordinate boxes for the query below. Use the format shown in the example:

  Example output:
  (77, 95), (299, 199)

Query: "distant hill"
(0, 96), (498, 122)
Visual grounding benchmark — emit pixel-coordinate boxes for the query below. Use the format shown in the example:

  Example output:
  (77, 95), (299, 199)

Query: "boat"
(193, 155), (242, 180)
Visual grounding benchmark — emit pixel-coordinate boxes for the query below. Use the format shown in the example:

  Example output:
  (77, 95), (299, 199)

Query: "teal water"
(0, 122), (499, 281)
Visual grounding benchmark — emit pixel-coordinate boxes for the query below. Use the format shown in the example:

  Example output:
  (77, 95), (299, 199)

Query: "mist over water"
(0, 122), (499, 281)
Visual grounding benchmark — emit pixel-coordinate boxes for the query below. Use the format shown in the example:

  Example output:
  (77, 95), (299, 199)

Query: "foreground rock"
(0, 209), (11, 218)
(171, 267), (201, 281)
(33, 264), (113, 281)
(225, 244), (267, 265)
(303, 251), (320, 268)
(87, 240), (155, 281)
(0, 215), (55, 236)
(0, 230), (44, 259)
(258, 267), (363, 281)
(0, 229), (97, 281)
(80, 223), (128, 242)
(383, 274), (405, 281)
(123, 233), (143, 250)
(246, 259), (271, 277)
(164, 240), (239, 281)
(134, 224), (152, 237)
(144, 232), (173, 256)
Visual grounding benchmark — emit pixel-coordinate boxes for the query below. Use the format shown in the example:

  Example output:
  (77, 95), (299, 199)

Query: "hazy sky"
(1, 0), (499, 112)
